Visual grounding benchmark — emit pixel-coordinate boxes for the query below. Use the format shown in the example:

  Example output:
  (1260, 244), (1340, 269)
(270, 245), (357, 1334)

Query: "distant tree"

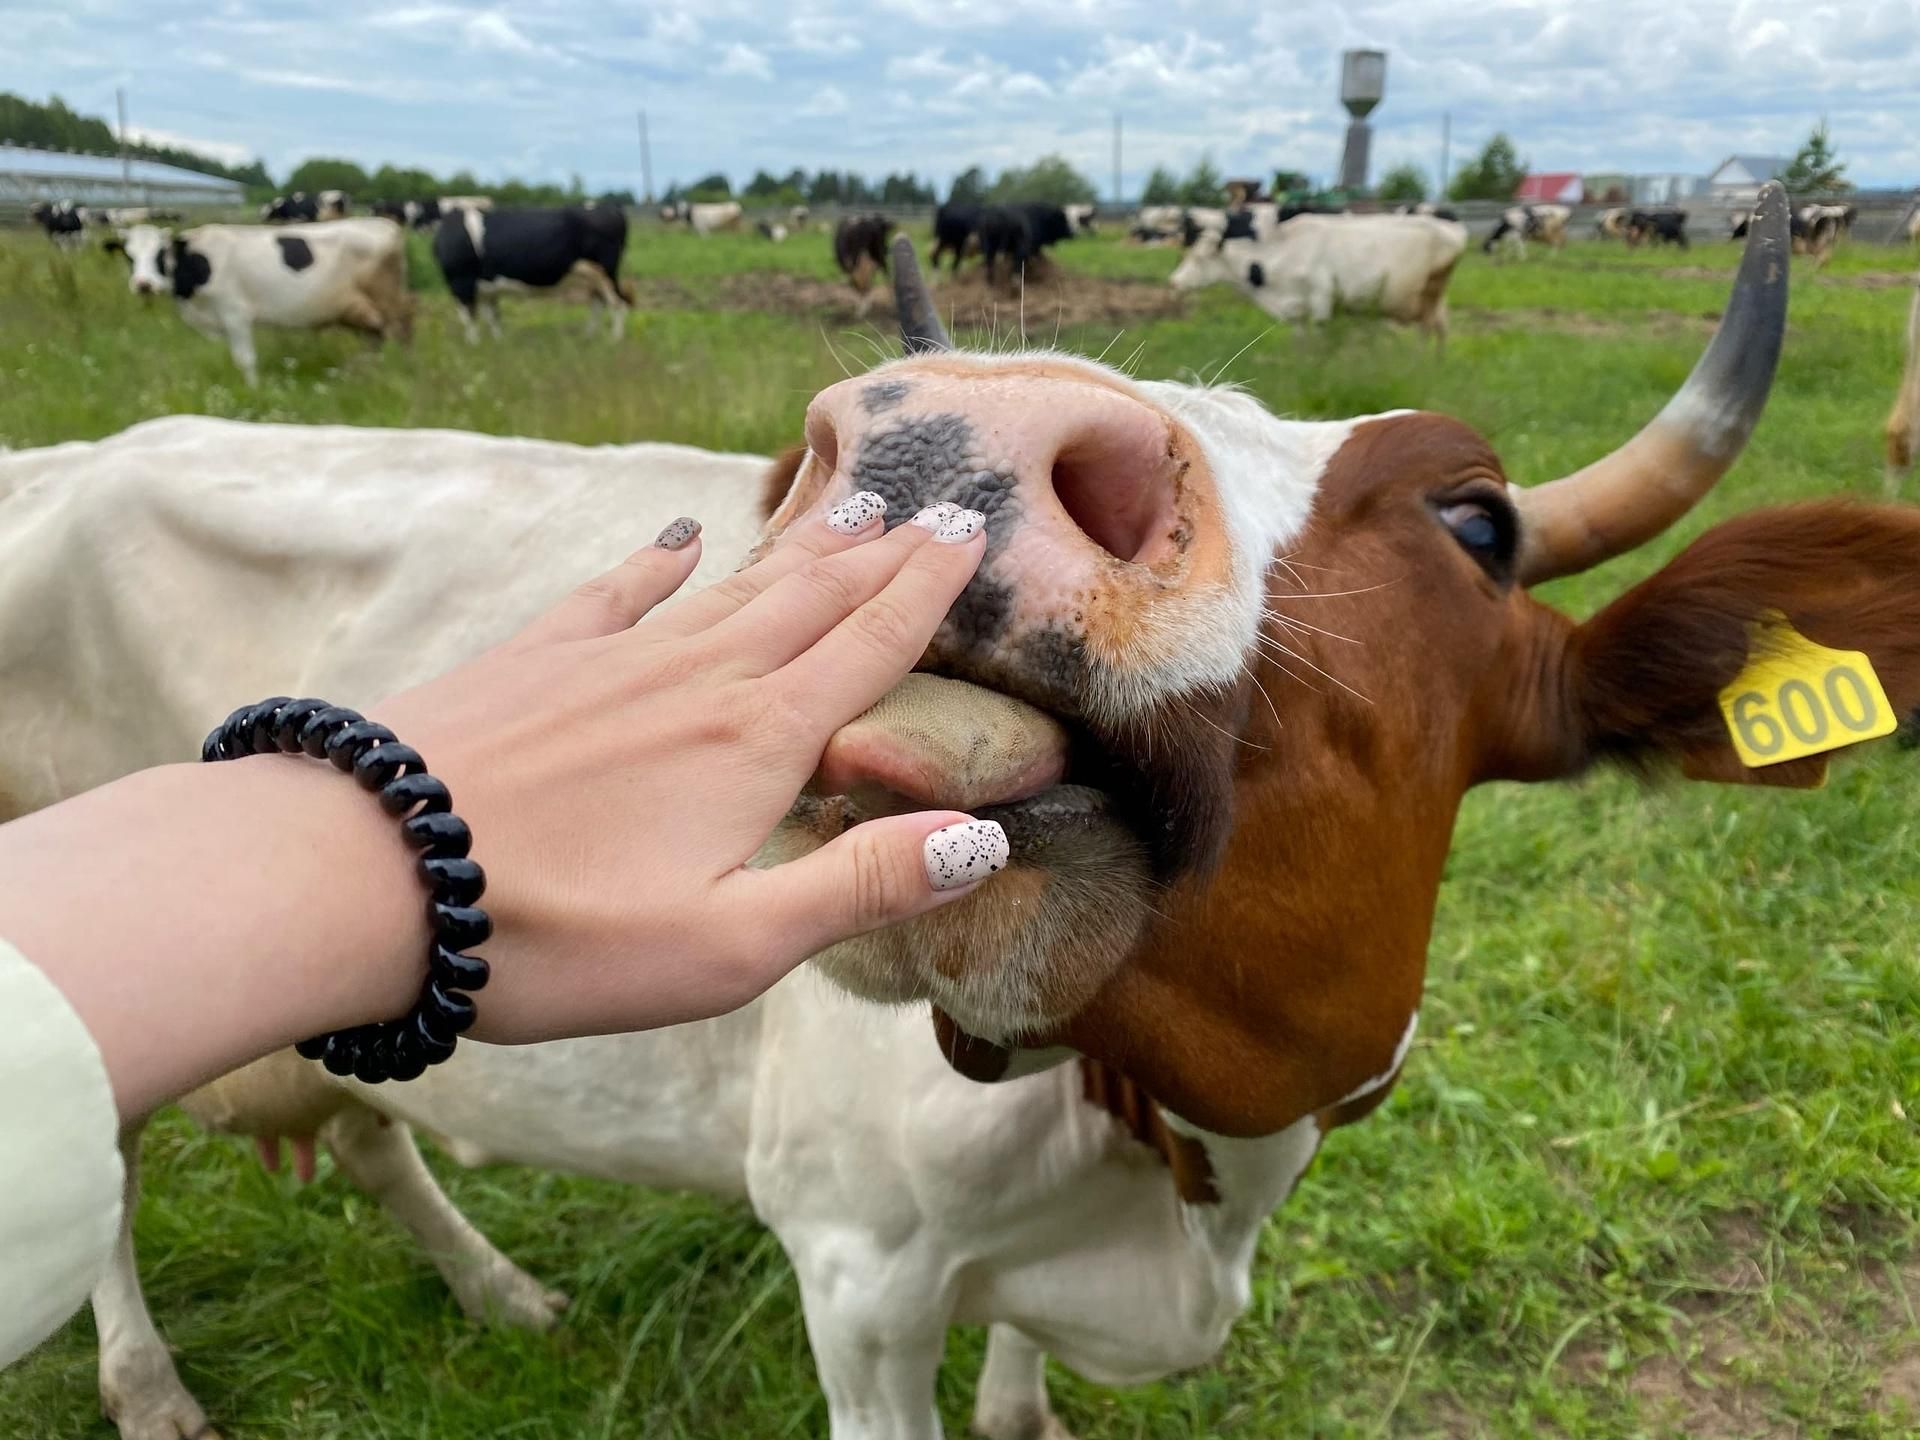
(1781, 120), (1850, 194)
(1376, 162), (1428, 203)
(844, 173), (875, 204)
(881, 172), (934, 205)
(597, 188), (637, 207)
(1139, 166), (1179, 205)
(444, 170), (481, 195)
(685, 172), (732, 201)
(0, 90), (271, 187)
(744, 169), (784, 198)
(284, 158), (372, 195)
(1176, 156), (1224, 208)
(1271, 169), (1311, 198)
(806, 170), (843, 204)
(780, 168), (808, 195)
(370, 164), (438, 201)
(948, 165), (989, 206)
(989, 154), (1097, 205)
(1447, 133), (1526, 201)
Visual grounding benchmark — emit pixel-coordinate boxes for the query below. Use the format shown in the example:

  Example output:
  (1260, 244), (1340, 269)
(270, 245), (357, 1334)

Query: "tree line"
(0, 92), (270, 188)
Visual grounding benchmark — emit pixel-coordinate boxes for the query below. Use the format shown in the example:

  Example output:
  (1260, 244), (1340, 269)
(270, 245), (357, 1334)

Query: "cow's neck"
(1160, 1110), (1325, 1264)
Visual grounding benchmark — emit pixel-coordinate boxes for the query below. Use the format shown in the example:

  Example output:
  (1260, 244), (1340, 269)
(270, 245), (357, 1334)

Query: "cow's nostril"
(805, 412), (840, 483)
(1049, 435), (1179, 566)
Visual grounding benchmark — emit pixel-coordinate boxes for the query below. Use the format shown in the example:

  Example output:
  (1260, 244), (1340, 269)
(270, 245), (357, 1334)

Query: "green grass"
(2, 222), (1919, 1438)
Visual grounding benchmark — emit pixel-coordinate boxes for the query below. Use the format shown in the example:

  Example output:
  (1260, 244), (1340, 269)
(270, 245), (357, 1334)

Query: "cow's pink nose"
(133, 280), (154, 295)
(807, 373), (1184, 568)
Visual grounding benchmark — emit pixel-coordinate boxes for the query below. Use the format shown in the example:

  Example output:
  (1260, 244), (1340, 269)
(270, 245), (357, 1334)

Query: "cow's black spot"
(171, 242), (211, 299)
(862, 380), (911, 414)
(850, 412), (1021, 646)
(1246, 261), (1266, 289)
(276, 236), (315, 271)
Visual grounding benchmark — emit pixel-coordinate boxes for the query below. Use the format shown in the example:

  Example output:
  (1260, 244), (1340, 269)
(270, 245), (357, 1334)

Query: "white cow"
(1169, 213), (1468, 342)
(663, 199), (746, 234)
(1484, 203), (1570, 259)
(105, 219), (413, 385)
(4, 206), (1858, 1440)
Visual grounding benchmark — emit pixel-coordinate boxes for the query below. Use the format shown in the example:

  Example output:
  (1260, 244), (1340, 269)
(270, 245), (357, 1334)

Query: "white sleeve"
(0, 937), (125, 1368)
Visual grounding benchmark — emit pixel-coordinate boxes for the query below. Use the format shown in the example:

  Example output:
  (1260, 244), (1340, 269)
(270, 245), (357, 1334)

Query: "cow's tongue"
(810, 674), (1069, 814)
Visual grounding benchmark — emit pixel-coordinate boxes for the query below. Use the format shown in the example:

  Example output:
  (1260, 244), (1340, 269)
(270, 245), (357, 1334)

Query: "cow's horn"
(1511, 180), (1790, 586)
(892, 236), (951, 354)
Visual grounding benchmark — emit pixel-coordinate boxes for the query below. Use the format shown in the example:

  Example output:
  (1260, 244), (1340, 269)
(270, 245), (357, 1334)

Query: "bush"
(1447, 134), (1527, 202)
(988, 155), (1097, 206)
(1377, 163), (1429, 203)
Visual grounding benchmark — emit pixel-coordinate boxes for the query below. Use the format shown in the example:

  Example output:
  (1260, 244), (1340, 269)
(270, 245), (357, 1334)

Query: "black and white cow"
(1626, 208), (1689, 249)
(27, 201), (86, 249)
(931, 201), (982, 273)
(833, 213), (894, 317)
(1483, 204), (1570, 259)
(262, 192), (321, 223)
(372, 198), (444, 231)
(430, 205), (634, 342)
(104, 219), (413, 384)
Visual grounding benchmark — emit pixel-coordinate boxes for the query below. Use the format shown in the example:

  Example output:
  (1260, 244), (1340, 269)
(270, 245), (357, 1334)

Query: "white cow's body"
(0, 415), (1332, 1440)
(1886, 280), (1920, 483)
(115, 220), (412, 385)
(1170, 213), (1467, 341)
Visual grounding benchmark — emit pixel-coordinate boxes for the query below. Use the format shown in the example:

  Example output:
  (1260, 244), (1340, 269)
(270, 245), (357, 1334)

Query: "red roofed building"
(1513, 172), (1584, 204)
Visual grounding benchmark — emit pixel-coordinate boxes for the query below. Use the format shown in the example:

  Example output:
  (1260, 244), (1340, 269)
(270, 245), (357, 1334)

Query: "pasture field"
(2, 221), (1918, 1438)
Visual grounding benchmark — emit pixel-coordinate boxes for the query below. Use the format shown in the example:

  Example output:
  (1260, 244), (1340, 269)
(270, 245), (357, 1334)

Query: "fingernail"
(909, 502), (961, 532)
(825, 491), (887, 534)
(931, 508), (985, 544)
(654, 517), (701, 550)
(923, 819), (1009, 892)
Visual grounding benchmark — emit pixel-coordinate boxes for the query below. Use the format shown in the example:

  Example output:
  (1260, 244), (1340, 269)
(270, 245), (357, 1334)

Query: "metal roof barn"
(0, 144), (244, 210)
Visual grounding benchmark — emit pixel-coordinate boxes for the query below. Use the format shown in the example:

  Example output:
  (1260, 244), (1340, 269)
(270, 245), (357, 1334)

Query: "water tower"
(1337, 49), (1386, 192)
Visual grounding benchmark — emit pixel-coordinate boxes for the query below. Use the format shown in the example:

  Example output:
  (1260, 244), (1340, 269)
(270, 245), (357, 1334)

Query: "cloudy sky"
(5, 0), (1916, 194)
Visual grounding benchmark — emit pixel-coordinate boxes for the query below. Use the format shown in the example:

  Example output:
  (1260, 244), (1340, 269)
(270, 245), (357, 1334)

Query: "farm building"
(1514, 172), (1583, 203)
(0, 143), (243, 214)
(1707, 154), (1789, 204)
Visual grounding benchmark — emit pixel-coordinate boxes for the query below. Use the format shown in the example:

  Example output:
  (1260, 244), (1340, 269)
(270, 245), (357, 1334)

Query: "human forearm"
(0, 758), (425, 1118)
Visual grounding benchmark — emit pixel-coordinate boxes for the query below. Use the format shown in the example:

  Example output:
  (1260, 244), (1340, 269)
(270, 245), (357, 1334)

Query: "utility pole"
(1112, 112), (1122, 206)
(637, 109), (654, 205)
(116, 87), (132, 202)
(1439, 111), (1451, 195)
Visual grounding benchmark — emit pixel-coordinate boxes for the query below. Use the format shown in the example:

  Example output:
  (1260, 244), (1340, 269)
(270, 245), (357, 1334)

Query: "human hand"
(378, 497), (1004, 1043)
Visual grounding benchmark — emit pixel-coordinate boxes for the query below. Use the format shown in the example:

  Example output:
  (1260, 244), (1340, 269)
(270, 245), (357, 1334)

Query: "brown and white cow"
(8, 184), (1920, 1440)
(1887, 276), (1920, 487)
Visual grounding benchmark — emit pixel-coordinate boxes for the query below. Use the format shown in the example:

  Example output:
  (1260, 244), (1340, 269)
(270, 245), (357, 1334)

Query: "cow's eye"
(1436, 498), (1515, 579)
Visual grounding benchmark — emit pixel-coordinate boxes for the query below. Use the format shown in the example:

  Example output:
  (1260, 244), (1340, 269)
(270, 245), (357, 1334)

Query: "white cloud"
(465, 12), (540, 54)
(788, 14), (860, 54)
(799, 84), (851, 117)
(712, 41), (773, 79)
(125, 124), (254, 167)
(1000, 71), (1051, 100)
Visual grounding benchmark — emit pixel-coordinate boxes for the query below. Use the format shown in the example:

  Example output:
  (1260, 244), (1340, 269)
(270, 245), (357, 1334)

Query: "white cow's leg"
(970, 1326), (1077, 1440)
(221, 317), (259, 386)
(93, 1123), (221, 1440)
(483, 294), (504, 340)
(791, 1247), (951, 1440)
(455, 301), (481, 345)
(320, 1106), (569, 1329)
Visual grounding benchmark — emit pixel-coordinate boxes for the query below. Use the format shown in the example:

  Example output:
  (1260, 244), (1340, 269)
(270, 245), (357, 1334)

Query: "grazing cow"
(102, 219), (412, 385)
(27, 200), (85, 249)
(833, 213), (894, 317)
(932, 201), (982, 272)
(317, 190), (350, 220)
(789, 204), (812, 232)
(1130, 204), (1186, 244)
(1885, 278), (1920, 486)
(755, 219), (790, 243)
(1796, 204), (1855, 267)
(1172, 212), (1469, 343)
(977, 204), (1034, 285)
(1064, 202), (1097, 234)
(1626, 208), (1689, 249)
(1596, 206), (1628, 240)
(1483, 203), (1570, 258)
(662, 200), (744, 234)
(15, 195), (1918, 1440)
(261, 192), (320, 223)
(430, 205), (634, 342)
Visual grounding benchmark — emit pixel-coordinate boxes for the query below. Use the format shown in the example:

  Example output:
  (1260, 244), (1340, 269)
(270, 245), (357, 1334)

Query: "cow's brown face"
(768, 196), (1882, 1139)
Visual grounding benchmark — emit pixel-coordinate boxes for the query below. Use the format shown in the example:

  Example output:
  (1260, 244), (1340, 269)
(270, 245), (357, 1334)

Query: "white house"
(1706, 155), (1788, 205)
(1631, 173), (1707, 206)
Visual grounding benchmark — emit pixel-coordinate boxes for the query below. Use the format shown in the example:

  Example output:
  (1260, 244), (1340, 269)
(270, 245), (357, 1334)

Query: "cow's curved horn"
(892, 235), (951, 354)
(1511, 180), (1790, 586)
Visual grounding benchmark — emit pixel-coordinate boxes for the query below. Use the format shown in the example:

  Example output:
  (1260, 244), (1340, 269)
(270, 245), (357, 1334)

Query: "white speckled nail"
(923, 819), (1009, 892)
(908, 502), (961, 532)
(825, 491), (887, 534)
(931, 507), (986, 544)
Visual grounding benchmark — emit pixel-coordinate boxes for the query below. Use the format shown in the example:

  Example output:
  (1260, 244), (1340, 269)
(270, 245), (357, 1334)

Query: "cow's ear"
(1565, 501), (1920, 788)
(758, 444), (810, 522)
(101, 237), (124, 257)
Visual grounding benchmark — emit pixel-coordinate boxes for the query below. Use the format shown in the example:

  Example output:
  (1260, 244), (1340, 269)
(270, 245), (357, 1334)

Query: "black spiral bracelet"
(201, 697), (490, 1084)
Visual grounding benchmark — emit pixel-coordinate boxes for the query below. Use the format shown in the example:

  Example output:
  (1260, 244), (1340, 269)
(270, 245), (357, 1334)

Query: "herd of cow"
(8, 180), (1920, 1440)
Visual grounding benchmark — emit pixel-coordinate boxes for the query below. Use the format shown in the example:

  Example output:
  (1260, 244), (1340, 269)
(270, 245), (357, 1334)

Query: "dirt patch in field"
(1559, 1217), (1920, 1437)
(1459, 307), (1725, 339)
(630, 261), (1193, 331)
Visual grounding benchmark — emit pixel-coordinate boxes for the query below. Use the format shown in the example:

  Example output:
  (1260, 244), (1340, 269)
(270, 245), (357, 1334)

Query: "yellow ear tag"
(1718, 613), (1897, 769)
